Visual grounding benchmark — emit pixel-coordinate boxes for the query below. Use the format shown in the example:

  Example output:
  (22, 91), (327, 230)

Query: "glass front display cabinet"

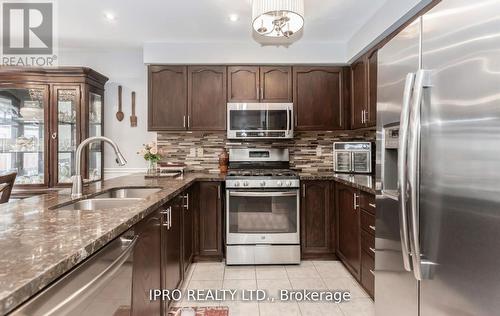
(0, 68), (108, 195)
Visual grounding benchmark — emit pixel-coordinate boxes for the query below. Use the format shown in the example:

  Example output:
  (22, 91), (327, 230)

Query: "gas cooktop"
(226, 168), (298, 178)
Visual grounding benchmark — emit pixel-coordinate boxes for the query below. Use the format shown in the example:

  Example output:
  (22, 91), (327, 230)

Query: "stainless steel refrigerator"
(376, 0), (500, 315)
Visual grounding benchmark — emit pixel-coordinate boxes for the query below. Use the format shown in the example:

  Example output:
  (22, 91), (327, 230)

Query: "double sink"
(53, 188), (162, 211)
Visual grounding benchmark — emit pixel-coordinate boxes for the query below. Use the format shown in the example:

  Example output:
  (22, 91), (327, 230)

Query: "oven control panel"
(226, 179), (300, 189)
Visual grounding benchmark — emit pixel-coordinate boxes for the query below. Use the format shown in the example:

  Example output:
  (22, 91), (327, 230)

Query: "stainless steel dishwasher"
(10, 229), (138, 316)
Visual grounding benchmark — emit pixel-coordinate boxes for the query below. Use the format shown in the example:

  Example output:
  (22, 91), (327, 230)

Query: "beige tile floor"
(174, 261), (374, 316)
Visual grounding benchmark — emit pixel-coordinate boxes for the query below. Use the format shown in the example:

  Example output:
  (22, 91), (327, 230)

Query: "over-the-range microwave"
(227, 103), (293, 140)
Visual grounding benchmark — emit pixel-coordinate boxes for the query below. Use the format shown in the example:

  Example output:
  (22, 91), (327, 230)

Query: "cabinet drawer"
(361, 250), (375, 298)
(360, 210), (375, 235)
(360, 193), (375, 214)
(361, 230), (375, 258)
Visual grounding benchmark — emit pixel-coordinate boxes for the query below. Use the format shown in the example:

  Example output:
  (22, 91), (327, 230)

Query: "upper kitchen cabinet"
(0, 67), (107, 194)
(260, 66), (293, 102)
(293, 66), (345, 131)
(148, 65), (187, 131)
(227, 66), (260, 102)
(227, 66), (293, 103)
(350, 49), (377, 129)
(188, 66), (227, 131)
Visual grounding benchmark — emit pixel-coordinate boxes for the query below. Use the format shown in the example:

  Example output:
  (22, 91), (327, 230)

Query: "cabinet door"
(227, 66), (260, 102)
(188, 66), (227, 130)
(148, 65), (187, 131)
(301, 181), (335, 259)
(183, 191), (193, 272)
(336, 184), (361, 279)
(293, 67), (344, 130)
(196, 182), (223, 259)
(132, 211), (162, 316)
(260, 66), (292, 102)
(366, 50), (378, 127)
(351, 59), (367, 129)
(51, 85), (81, 187)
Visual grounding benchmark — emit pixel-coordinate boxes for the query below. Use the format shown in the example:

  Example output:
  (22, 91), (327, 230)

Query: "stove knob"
(260, 181), (266, 187)
(234, 181), (240, 187)
(277, 181), (283, 187)
(243, 181), (249, 187)
(286, 181), (292, 187)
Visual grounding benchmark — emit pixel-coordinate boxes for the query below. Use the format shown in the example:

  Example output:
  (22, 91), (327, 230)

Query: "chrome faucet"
(71, 136), (127, 198)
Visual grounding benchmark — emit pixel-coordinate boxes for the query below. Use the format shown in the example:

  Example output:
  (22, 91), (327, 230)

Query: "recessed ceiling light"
(104, 12), (116, 22)
(229, 14), (239, 22)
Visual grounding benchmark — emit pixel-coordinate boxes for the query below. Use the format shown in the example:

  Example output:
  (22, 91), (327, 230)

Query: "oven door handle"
(229, 191), (298, 197)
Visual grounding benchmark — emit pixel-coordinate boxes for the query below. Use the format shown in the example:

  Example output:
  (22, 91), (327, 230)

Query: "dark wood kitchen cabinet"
(336, 183), (361, 279)
(148, 65), (187, 131)
(182, 190), (194, 272)
(227, 66), (292, 103)
(293, 66), (345, 131)
(194, 181), (223, 261)
(188, 66), (227, 130)
(350, 49), (377, 129)
(301, 181), (336, 259)
(132, 210), (162, 316)
(359, 192), (376, 298)
(161, 196), (183, 309)
(260, 66), (293, 102)
(227, 66), (260, 102)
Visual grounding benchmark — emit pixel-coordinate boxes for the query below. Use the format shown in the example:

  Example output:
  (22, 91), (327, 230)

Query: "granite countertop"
(0, 172), (224, 315)
(299, 172), (376, 194)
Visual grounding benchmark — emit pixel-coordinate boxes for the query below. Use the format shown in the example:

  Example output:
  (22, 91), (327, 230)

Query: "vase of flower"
(138, 142), (162, 175)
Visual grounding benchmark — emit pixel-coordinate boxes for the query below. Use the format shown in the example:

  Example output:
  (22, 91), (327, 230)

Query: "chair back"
(0, 172), (16, 204)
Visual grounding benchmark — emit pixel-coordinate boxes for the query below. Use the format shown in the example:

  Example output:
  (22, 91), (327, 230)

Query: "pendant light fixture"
(252, 0), (305, 38)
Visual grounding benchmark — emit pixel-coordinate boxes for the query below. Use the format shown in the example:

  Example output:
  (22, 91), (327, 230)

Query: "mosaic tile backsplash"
(157, 130), (375, 173)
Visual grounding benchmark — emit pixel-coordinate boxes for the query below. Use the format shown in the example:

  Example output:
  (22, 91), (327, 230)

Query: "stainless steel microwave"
(227, 103), (293, 139)
(333, 142), (373, 174)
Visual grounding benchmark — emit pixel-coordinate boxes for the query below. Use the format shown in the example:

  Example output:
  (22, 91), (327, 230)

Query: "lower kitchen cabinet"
(194, 182), (223, 261)
(132, 210), (163, 316)
(300, 181), (336, 259)
(336, 183), (361, 279)
(359, 192), (376, 298)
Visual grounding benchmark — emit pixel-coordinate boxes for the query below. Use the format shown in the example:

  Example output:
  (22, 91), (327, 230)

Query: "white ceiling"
(57, 0), (387, 49)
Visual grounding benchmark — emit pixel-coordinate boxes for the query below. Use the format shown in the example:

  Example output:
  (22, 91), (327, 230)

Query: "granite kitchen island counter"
(0, 172), (224, 315)
(299, 172), (376, 194)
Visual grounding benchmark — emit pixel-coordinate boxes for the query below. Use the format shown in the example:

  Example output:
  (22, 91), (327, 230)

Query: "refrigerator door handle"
(408, 69), (432, 281)
(398, 72), (416, 272)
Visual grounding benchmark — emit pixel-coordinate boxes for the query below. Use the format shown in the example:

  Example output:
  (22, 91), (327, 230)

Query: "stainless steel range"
(225, 148), (300, 265)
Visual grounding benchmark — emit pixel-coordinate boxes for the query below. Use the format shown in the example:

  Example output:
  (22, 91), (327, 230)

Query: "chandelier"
(252, 0), (304, 38)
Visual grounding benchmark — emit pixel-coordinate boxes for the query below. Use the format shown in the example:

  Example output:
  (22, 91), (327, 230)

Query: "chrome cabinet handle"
(370, 269), (375, 276)
(184, 193), (189, 210)
(353, 193), (359, 210)
(183, 115), (186, 128)
(261, 87), (264, 100)
(44, 235), (138, 316)
(369, 203), (376, 208)
(361, 110), (365, 124)
(397, 72), (416, 273)
(369, 225), (376, 232)
(369, 247), (376, 254)
(408, 69), (431, 281)
(187, 116), (190, 128)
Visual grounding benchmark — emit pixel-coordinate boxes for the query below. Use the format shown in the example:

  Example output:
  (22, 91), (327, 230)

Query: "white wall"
(347, 0), (432, 61)
(58, 47), (155, 178)
(144, 41), (347, 65)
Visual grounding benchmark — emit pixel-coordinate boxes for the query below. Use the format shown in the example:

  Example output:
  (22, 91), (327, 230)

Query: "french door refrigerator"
(376, 0), (500, 315)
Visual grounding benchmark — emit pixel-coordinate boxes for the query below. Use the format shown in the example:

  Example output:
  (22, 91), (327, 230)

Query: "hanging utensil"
(130, 91), (137, 127)
(116, 85), (124, 121)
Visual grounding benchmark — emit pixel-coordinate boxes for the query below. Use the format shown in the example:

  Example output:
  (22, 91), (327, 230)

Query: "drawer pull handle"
(369, 225), (376, 231)
(370, 269), (375, 276)
(369, 247), (375, 254)
(369, 203), (376, 208)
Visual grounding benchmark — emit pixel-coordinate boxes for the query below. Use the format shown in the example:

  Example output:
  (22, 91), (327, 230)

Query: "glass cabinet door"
(0, 86), (47, 185)
(54, 87), (80, 185)
(88, 92), (103, 181)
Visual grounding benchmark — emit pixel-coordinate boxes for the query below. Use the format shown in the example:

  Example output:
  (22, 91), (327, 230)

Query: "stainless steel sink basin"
(93, 187), (162, 199)
(54, 198), (143, 211)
